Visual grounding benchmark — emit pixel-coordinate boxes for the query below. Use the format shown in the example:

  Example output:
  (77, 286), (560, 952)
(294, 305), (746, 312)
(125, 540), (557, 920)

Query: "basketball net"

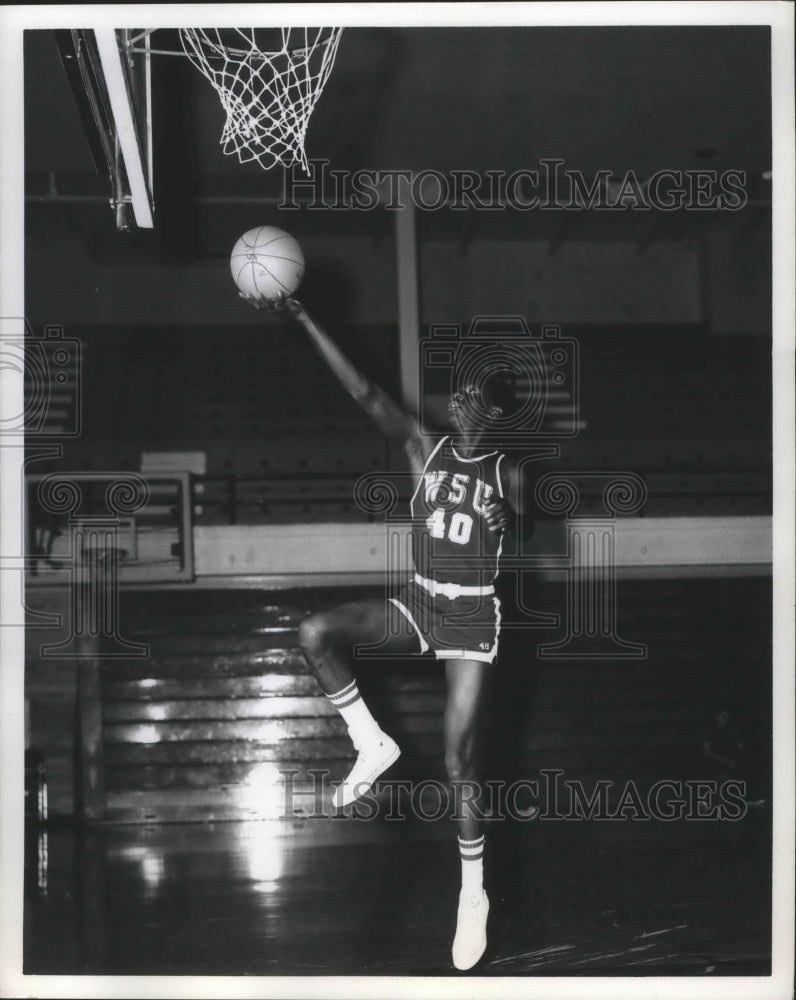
(179, 28), (343, 173)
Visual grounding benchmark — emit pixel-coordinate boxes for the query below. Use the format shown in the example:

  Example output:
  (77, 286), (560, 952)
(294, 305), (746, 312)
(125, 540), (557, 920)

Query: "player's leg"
(444, 657), (494, 970)
(298, 597), (420, 693)
(298, 598), (421, 806)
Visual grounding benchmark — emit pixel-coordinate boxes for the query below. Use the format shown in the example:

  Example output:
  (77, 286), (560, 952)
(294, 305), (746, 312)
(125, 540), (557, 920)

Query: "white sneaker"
(332, 733), (400, 808)
(452, 889), (489, 970)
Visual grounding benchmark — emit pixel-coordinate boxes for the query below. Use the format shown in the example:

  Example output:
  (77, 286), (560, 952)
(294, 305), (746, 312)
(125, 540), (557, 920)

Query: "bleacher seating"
(27, 325), (771, 521)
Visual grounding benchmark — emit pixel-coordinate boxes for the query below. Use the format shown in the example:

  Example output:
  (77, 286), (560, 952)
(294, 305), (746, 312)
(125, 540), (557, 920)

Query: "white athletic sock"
(328, 680), (383, 748)
(459, 834), (485, 897)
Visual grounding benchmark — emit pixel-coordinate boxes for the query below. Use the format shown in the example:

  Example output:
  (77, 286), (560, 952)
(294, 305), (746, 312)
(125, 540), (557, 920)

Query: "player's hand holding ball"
(238, 290), (302, 315)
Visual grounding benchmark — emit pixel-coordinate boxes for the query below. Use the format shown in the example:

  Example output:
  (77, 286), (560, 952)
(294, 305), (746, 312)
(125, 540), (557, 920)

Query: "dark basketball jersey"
(409, 436), (507, 586)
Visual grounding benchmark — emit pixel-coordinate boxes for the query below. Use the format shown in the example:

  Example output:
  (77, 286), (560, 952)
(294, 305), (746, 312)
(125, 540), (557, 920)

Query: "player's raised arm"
(242, 292), (424, 458)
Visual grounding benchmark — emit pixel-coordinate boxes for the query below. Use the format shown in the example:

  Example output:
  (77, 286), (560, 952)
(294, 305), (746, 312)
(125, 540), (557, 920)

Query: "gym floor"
(22, 577), (773, 980)
(24, 801), (770, 977)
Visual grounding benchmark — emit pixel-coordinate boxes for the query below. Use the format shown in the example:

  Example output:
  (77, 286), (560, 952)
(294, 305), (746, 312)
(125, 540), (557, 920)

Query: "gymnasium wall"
(27, 236), (701, 325)
(704, 223), (771, 336)
(24, 232), (398, 326)
(26, 212), (768, 332)
(421, 239), (701, 324)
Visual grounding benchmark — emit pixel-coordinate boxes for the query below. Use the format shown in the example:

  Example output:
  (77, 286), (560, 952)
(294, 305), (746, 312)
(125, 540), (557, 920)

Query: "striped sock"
(459, 834), (485, 896)
(328, 680), (382, 748)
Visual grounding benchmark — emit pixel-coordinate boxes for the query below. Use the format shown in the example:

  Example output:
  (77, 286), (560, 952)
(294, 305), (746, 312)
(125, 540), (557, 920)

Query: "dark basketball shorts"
(389, 573), (501, 664)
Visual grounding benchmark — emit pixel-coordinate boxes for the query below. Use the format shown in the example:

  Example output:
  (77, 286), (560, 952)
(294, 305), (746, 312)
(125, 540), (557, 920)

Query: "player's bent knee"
(297, 612), (333, 662)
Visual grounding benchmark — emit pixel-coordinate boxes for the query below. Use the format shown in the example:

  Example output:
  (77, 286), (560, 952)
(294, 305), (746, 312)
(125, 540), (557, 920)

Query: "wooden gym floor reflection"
(25, 806), (770, 976)
(23, 577), (772, 976)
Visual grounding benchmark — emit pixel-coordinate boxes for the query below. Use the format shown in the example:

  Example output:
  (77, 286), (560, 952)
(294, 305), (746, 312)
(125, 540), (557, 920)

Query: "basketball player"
(243, 292), (523, 971)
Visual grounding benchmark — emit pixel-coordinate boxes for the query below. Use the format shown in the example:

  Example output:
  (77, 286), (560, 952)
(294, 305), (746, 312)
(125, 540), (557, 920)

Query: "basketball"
(230, 226), (305, 301)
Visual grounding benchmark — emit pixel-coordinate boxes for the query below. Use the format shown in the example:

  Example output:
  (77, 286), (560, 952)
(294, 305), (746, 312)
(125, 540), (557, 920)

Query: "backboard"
(55, 28), (153, 230)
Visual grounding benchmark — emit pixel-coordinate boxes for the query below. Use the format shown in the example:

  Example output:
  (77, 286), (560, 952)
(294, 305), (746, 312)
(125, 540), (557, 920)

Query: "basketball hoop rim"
(127, 27), (342, 62)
